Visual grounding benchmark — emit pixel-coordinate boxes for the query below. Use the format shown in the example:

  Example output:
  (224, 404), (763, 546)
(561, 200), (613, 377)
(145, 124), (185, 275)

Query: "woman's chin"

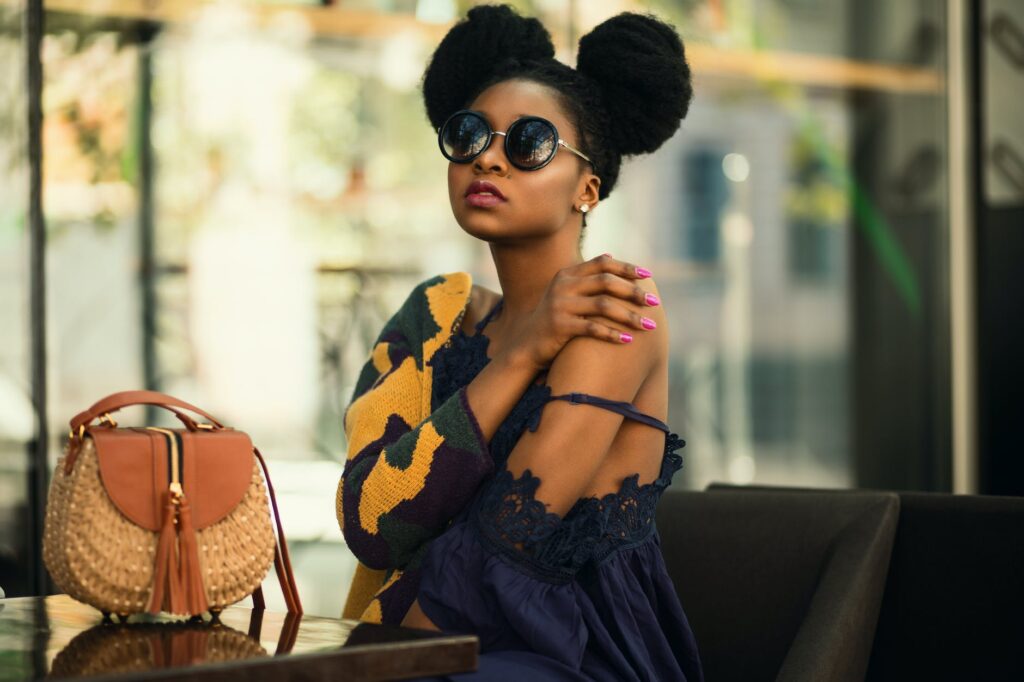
(454, 213), (509, 239)
(453, 208), (560, 242)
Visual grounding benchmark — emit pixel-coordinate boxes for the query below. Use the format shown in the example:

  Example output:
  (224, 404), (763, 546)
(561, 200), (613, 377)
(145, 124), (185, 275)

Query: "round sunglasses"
(438, 109), (594, 171)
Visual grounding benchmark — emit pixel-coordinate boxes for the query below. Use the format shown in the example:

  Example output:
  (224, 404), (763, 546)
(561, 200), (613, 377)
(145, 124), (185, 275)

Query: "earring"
(579, 203), (589, 228)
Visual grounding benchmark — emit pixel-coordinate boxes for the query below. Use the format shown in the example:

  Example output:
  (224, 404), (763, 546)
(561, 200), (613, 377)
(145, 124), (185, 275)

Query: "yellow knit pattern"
(344, 355), (422, 462)
(337, 271), (474, 623)
(358, 419), (444, 534)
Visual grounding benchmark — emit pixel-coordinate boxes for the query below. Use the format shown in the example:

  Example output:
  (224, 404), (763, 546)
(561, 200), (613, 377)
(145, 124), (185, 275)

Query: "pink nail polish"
(620, 332), (633, 343)
(645, 293), (660, 306)
(635, 267), (652, 278)
(641, 317), (656, 330)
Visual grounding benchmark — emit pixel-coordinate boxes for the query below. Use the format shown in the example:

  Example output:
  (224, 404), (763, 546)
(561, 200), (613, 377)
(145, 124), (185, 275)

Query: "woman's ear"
(578, 173), (601, 211)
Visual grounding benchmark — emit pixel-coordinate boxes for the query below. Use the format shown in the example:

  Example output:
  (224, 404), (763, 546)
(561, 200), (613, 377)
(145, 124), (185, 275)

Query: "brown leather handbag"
(42, 390), (302, 618)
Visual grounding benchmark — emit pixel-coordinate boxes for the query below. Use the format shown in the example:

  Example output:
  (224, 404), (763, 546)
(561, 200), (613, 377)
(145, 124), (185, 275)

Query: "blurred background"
(1, 0), (1021, 619)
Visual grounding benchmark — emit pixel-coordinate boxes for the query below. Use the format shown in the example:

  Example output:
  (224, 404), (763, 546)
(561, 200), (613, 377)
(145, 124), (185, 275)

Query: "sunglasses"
(438, 109), (594, 171)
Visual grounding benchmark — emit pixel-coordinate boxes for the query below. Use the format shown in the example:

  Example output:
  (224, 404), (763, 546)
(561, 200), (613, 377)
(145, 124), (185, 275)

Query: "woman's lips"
(465, 180), (507, 207)
(465, 193), (506, 207)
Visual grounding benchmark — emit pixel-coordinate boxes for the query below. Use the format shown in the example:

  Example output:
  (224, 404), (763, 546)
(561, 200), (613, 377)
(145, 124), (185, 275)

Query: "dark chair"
(707, 482), (1024, 681)
(656, 488), (899, 682)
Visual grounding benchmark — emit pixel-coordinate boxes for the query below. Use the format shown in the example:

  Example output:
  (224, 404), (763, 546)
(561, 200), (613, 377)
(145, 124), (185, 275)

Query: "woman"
(337, 4), (702, 680)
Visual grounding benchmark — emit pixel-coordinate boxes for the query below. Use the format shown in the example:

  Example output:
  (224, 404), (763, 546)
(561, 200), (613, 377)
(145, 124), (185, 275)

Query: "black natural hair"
(421, 3), (693, 201)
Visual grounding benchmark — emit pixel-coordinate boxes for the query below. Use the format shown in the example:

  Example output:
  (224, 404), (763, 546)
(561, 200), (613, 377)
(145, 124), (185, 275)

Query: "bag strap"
(70, 390), (225, 435)
(246, 607), (301, 655)
(251, 447), (303, 615)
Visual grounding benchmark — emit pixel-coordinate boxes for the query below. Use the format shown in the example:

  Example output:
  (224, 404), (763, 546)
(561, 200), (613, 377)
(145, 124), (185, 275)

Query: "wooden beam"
(6, 0), (943, 94)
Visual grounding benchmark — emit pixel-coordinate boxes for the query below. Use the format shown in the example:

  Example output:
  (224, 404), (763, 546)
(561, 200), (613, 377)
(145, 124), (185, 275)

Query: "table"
(0, 595), (478, 681)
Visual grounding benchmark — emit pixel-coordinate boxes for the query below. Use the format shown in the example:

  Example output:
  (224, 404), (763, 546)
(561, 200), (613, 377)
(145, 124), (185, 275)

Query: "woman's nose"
(473, 134), (509, 174)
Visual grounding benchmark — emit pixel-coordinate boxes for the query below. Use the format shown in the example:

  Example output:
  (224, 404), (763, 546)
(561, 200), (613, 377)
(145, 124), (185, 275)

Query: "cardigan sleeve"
(336, 279), (492, 571)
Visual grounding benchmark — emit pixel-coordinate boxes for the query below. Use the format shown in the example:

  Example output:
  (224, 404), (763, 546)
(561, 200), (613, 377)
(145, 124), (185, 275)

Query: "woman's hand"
(501, 254), (660, 374)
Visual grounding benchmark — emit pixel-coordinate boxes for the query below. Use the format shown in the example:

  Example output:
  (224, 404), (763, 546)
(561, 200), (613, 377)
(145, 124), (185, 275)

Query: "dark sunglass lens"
(442, 114), (488, 160)
(507, 119), (556, 168)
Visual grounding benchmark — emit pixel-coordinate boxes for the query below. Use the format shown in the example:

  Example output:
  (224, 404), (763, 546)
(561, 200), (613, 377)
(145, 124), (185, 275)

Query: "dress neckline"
(458, 295), (504, 366)
(471, 296), (504, 336)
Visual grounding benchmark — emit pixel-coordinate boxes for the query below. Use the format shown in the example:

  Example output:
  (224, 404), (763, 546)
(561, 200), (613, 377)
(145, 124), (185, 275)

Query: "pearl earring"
(579, 203), (589, 228)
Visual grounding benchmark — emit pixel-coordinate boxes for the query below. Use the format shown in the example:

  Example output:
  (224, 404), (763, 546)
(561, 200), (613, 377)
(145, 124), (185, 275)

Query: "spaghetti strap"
(547, 392), (670, 433)
(470, 299), (669, 434)
(474, 296), (504, 334)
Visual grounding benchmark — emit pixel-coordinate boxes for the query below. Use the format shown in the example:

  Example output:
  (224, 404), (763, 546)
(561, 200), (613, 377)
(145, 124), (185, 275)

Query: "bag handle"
(64, 391), (228, 473)
(63, 403), (215, 475)
(69, 390), (225, 437)
(250, 447), (303, 615)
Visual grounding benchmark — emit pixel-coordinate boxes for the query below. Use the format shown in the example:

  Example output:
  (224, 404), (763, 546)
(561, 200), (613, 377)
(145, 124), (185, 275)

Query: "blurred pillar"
(850, 0), (953, 492)
(25, 0), (48, 596)
(975, 0), (1024, 496)
(138, 23), (158, 403)
(948, 0), (979, 495)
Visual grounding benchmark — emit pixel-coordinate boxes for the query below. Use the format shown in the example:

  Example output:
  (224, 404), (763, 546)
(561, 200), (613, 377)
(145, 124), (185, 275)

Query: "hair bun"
(576, 12), (693, 156)
(422, 4), (555, 131)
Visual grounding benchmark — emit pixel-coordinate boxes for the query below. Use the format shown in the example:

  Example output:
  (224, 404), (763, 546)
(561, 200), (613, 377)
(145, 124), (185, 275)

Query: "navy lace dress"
(416, 298), (704, 682)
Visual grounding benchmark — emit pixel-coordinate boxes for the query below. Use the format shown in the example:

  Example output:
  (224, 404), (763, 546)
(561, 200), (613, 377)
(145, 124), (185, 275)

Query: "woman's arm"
(338, 280), (542, 572)
(496, 276), (667, 517)
(340, 259), (659, 572)
(404, 277), (666, 630)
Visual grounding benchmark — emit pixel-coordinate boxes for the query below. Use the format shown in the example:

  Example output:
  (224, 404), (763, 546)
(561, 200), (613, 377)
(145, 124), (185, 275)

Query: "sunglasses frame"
(438, 109), (595, 171)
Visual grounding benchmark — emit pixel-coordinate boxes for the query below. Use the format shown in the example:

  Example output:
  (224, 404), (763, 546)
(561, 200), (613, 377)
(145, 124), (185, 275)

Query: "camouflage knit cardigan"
(336, 271), (493, 624)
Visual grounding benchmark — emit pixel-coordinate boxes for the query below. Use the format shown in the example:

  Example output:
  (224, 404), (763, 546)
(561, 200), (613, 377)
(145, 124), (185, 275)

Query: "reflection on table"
(0, 594), (477, 681)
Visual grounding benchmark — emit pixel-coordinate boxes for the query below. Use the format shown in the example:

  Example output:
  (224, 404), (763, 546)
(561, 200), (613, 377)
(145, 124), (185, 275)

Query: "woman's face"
(446, 78), (599, 243)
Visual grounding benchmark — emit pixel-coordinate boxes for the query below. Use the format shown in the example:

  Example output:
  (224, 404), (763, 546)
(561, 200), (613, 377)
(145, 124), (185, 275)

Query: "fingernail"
(641, 317), (656, 330)
(635, 267), (652, 278)
(620, 332), (633, 343)
(645, 293), (660, 306)
(602, 252), (613, 258)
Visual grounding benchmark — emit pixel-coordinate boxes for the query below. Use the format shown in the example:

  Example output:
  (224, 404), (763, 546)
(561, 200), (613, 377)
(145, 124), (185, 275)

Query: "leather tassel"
(167, 536), (185, 616)
(148, 492), (179, 614)
(176, 495), (209, 615)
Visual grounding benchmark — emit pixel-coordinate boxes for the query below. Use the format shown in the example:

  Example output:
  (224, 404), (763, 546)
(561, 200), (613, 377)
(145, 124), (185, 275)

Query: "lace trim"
(428, 323), (488, 410)
(430, 318), (689, 583)
(473, 431), (686, 584)
(429, 324), (552, 469)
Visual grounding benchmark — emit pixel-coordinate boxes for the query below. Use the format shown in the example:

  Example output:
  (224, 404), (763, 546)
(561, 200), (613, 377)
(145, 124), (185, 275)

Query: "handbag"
(42, 390), (302, 618)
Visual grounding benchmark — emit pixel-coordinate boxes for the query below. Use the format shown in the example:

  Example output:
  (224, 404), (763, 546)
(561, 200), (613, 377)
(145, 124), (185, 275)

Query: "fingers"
(551, 254), (662, 346)
(574, 272), (658, 308)
(565, 315), (637, 344)
(571, 253), (651, 282)
(566, 295), (657, 333)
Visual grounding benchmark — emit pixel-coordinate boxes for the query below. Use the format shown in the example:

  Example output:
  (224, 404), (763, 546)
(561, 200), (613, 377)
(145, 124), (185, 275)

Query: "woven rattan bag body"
(43, 390), (302, 618)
